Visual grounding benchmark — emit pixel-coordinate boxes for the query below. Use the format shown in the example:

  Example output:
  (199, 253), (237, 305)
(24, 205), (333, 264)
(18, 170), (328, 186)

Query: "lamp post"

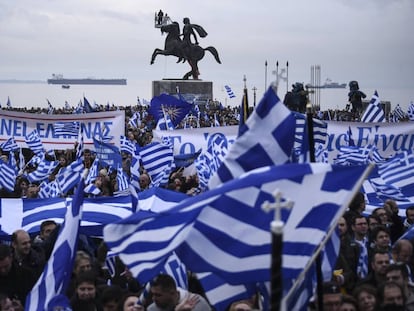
(252, 87), (257, 107)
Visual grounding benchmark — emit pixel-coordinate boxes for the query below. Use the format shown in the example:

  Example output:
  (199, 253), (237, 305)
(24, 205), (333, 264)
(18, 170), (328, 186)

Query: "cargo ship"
(307, 78), (346, 89)
(47, 74), (127, 85)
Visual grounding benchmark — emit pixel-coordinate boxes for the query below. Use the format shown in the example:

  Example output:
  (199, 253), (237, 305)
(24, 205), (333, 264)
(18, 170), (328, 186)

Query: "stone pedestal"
(152, 80), (213, 102)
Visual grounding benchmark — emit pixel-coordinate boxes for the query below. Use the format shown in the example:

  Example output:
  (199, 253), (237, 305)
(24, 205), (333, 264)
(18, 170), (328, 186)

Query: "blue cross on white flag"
(208, 86), (296, 188)
(25, 178), (85, 311)
(103, 163), (370, 295)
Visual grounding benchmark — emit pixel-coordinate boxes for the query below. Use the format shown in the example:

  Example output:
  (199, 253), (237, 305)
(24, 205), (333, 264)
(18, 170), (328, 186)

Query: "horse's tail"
(204, 46), (221, 64)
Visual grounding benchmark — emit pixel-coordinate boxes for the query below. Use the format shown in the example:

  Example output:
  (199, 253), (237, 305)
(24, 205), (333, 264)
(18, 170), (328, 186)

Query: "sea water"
(0, 80), (412, 112)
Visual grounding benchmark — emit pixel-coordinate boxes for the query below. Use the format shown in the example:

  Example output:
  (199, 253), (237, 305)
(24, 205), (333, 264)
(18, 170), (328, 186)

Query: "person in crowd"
(391, 239), (414, 282)
(376, 281), (406, 310)
(139, 173), (151, 191)
(359, 250), (391, 288)
(309, 281), (342, 311)
(367, 214), (381, 234)
(404, 206), (414, 231)
(147, 273), (211, 311)
(334, 216), (360, 293)
(343, 192), (366, 229)
(0, 244), (38, 305)
(385, 263), (414, 310)
(338, 294), (358, 311)
(32, 219), (58, 246)
(0, 291), (23, 311)
(70, 270), (103, 311)
(369, 225), (392, 256)
(101, 284), (125, 311)
(117, 292), (144, 311)
(351, 215), (370, 280)
(11, 228), (46, 278)
(352, 283), (377, 311)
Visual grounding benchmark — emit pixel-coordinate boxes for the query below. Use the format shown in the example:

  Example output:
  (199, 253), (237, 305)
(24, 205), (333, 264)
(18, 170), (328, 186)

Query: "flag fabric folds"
(103, 163), (370, 299)
(149, 94), (192, 127)
(53, 121), (80, 137)
(93, 138), (122, 168)
(25, 130), (45, 155)
(209, 86), (296, 189)
(361, 91), (385, 123)
(25, 178), (85, 311)
(224, 85), (236, 99)
(26, 158), (59, 183)
(0, 159), (16, 192)
(0, 137), (19, 152)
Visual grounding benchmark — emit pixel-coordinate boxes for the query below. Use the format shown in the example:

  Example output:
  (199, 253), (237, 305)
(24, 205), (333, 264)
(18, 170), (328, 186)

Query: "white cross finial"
(261, 189), (294, 234)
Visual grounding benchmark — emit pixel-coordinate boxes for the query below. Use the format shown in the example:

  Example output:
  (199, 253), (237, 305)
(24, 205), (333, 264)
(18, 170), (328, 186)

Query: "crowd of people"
(311, 194), (414, 311)
(0, 90), (413, 310)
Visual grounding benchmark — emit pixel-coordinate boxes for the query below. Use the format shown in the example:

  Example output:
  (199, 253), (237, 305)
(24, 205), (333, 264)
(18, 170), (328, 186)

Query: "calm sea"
(0, 80), (412, 112)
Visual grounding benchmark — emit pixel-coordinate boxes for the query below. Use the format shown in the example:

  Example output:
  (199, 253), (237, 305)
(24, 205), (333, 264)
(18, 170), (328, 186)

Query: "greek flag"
(25, 129), (45, 155)
(392, 104), (407, 121)
(0, 137), (19, 152)
(224, 85), (236, 98)
(139, 142), (175, 188)
(25, 178), (84, 311)
(85, 158), (100, 185)
(26, 159), (59, 183)
(333, 145), (374, 166)
(208, 86), (296, 188)
(56, 159), (84, 194)
(128, 111), (141, 128)
(53, 121), (80, 137)
(120, 136), (136, 155)
(361, 91), (385, 123)
(0, 159), (16, 192)
(103, 163), (370, 294)
(38, 180), (60, 199)
(195, 135), (229, 191)
(156, 110), (175, 131)
(408, 102), (414, 121)
(116, 165), (130, 192)
(377, 150), (414, 188)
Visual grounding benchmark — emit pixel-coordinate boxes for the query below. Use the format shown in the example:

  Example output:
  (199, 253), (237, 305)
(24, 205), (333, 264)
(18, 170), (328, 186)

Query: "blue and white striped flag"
(208, 87), (295, 188)
(333, 145), (374, 166)
(407, 102), (414, 121)
(224, 85), (236, 99)
(53, 121), (80, 137)
(116, 165), (130, 192)
(25, 178), (84, 311)
(120, 136), (136, 155)
(0, 159), (16, 192)
(156, 110), (175, 131)
(392, 104), (407, 122)
(103, 163), (370, 295)
(0, 137), (19, 152)
(361, 91), (385, 123)
(25, 130), (45, 155)
(56, 159), (84, 194)
(85, 158), (100, 185)
(26, 158), (59, 183)
(195, 135), (228, 191)
(128, 111), (141, 128)
(37, 180), (60, 199)
(84, 183), (101, 196)
(139, 142), (175, 188)
(377, 150), (414, 188)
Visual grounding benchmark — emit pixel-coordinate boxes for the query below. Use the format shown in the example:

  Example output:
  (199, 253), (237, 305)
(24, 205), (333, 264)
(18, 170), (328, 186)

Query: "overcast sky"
(0, 0), (413, 103)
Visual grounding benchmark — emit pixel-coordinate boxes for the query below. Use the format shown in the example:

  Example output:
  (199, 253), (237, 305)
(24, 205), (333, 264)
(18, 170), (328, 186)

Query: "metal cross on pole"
(262, 190), (294, 311)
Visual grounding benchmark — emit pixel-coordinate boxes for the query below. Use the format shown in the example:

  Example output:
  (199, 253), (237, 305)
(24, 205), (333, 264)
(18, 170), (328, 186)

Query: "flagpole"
(265, 60), (268, 91)
(286, 61), (289, 94)
(262, 190), (293, 311)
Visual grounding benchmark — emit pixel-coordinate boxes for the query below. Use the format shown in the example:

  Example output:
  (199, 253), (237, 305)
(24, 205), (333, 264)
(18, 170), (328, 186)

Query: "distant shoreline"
(0, 79), (45, 84)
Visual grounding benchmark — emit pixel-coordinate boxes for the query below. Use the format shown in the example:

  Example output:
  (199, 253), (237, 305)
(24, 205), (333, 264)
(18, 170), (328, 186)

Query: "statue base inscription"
(152, 80), (213, 102)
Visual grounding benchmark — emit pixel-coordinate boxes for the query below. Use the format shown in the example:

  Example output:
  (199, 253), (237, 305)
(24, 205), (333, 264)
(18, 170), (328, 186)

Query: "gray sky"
(0, 0), (413, 105)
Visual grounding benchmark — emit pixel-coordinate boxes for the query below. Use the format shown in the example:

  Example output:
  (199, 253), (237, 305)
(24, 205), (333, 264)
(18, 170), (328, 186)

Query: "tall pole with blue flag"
(262, 191), (293, 311)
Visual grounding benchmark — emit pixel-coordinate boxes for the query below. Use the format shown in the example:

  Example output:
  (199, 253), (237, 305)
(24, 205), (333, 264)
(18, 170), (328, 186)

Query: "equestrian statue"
(151, 17), (221, 80)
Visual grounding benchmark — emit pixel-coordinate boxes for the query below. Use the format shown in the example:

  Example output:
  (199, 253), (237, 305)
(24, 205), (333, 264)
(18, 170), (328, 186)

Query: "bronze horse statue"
(150, 22), (221, 80)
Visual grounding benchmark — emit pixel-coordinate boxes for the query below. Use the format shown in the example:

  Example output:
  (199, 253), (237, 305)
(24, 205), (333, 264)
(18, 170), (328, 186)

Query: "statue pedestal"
(152, 79), (213, 102)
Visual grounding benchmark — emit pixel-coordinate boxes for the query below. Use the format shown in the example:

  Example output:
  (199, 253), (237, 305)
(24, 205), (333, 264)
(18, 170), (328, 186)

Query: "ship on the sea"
(307, 78), (346, 89)
(47, 74), (127, 85)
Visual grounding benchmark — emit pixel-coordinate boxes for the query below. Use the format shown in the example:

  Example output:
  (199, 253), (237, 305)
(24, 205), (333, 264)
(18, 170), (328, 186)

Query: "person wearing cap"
(309, 281), (342, 311)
